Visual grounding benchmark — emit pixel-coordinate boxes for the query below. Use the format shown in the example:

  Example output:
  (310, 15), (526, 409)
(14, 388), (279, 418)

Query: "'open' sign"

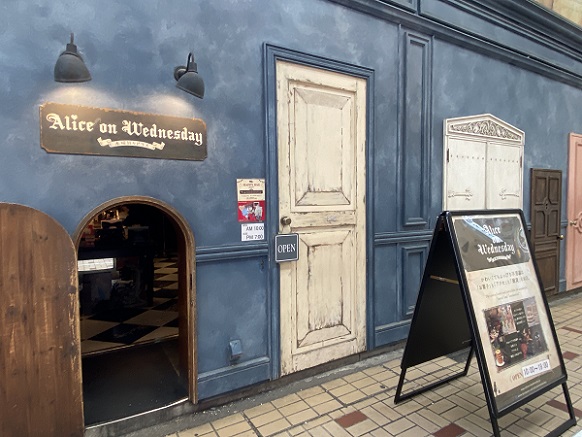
(275, 234), (299, 263)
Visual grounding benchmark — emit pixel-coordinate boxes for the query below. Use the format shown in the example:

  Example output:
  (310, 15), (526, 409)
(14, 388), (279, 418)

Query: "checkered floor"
(81, 258), (180, 355)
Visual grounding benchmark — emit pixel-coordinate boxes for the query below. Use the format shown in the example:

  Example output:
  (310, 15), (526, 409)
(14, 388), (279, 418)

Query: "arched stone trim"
(72, 195), (198, 403)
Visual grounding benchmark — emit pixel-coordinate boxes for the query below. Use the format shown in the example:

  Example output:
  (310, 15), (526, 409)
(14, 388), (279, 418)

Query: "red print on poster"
(237, 200), (265, 222)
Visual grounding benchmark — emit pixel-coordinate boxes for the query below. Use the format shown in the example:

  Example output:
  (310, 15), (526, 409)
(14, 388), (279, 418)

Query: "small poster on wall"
(237, 179), (265, 223)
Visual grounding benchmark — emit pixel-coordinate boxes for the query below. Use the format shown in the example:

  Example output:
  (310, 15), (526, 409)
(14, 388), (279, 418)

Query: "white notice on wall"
(241, 223), (265, 241)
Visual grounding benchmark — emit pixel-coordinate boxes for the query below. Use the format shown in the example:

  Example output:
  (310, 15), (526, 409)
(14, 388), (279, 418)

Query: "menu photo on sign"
(450, 212), (565, 412)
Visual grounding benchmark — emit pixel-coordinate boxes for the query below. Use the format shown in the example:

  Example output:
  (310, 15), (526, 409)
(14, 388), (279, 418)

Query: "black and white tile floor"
(81, 258), (180, 355)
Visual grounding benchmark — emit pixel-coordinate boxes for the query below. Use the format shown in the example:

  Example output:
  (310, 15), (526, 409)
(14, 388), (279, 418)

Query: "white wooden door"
(486, 142), (523, 209)
(276, 60), (367, 375)
(566, 133), (582, 291)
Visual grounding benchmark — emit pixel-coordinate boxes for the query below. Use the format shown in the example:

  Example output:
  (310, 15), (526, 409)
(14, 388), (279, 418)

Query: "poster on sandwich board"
(395, 210), (575, 436)
(449, 211), (565, 413)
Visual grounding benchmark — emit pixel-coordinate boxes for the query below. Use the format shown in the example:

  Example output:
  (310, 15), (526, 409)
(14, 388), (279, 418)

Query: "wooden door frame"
(72, 195), (197, 403)
(264, 44), (376, 378)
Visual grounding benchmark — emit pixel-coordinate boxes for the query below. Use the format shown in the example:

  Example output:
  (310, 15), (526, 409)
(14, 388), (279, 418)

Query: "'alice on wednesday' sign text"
(40, 102), (207, 161)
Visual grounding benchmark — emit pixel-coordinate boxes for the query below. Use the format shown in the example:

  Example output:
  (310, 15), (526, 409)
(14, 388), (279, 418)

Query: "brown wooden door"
(0, 203), (83, 437)
(530, 169), (562, 295)
(567, 134), (582, 291)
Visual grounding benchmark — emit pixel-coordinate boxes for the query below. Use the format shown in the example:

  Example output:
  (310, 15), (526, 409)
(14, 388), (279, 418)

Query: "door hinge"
(520, 155), (523, 168)
(446, 148), (450, 163)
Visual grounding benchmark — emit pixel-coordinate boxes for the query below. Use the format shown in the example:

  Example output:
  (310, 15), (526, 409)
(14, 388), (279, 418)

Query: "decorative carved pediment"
(445, 114), (524, 144)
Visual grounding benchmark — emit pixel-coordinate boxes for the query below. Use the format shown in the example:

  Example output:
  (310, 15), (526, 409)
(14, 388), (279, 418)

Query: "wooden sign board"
(395, 210), (576, 437)
(40, 102), (207, 161)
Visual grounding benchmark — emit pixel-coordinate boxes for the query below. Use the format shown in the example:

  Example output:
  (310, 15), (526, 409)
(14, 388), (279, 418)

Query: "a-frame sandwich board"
(394, 210), (576, 437)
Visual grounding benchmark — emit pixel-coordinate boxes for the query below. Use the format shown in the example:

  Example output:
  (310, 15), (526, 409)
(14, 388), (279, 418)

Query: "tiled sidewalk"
(167, 293), (582, 437)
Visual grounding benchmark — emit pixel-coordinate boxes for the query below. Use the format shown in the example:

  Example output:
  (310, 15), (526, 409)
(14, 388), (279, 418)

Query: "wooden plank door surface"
(567, 134), (582, 291)
(530, 169), (562, 295)
(0, 203), (83, 437)
(276, 61), (367, 375)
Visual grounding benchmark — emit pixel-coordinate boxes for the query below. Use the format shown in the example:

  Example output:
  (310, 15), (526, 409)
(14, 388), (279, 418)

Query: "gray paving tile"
(164, 294), (582, 437)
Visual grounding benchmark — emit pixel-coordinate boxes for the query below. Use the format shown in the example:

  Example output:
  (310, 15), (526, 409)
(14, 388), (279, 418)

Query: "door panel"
(487, 143), (523, 209)
(445, 138), (487, 210)
(293, 88), (353, 208)
(295, 230), (354, 349)
(0, 203), (83, 436)
(277, 60), (366, 375)
(530, 169), (562, 295)
(567, 134), (582, 290)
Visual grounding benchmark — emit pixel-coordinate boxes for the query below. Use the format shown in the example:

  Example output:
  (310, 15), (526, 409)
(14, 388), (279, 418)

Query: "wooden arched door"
(0, 203), (83, 436)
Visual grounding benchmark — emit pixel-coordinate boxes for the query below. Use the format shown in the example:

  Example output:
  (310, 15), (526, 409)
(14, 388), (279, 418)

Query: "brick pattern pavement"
(165, 293), (582, 437)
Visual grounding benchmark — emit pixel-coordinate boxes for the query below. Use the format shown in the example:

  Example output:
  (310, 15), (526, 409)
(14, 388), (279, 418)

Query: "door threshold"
(84, 397), (191, 437)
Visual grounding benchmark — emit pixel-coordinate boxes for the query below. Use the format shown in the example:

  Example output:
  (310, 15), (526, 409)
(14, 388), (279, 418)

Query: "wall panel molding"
(198, 357), (271, 400)
(399, 30), (432, 229)
(196, 243), (268, 262)
(401, 242), (429, 318)
(374, 230), (433, 245)
(378, 0), (417, 12)
(326, 0), (582, 89)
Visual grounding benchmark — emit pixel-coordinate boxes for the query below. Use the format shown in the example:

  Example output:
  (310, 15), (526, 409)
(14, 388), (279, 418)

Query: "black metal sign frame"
(394, 210), (576, 437)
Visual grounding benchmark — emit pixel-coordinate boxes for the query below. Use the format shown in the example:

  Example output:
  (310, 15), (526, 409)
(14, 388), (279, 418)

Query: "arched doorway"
(73, 196), (196, 425)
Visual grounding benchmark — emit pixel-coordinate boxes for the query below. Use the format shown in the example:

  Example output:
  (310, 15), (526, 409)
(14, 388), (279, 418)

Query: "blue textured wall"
(2, 0), (582, 401)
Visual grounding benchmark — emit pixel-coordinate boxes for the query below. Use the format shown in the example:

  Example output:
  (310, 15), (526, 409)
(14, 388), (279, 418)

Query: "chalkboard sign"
(395, 210), (576, 437)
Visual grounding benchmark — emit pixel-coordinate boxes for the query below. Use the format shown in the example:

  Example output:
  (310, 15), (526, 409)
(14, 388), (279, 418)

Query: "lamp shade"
(54, 33), (91, 83)
(174, 53), (204, 98)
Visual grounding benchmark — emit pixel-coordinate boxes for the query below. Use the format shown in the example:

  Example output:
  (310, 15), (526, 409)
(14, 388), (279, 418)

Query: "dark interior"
(78, 204), (188, 425)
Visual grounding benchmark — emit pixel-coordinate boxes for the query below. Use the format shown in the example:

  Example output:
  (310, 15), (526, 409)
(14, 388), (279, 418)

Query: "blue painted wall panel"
(373, 244), (400, 329)
(1, 0), (393, 244)
(196, 257), (268, 374)
(432, 40), (582, 223)
(1, 0), (582, 403)
(420, 0), (582, 78)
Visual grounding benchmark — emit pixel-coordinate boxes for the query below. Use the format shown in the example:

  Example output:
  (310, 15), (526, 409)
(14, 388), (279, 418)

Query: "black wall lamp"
(54, 33), (91, 83)
(174, 52), (205, 99)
